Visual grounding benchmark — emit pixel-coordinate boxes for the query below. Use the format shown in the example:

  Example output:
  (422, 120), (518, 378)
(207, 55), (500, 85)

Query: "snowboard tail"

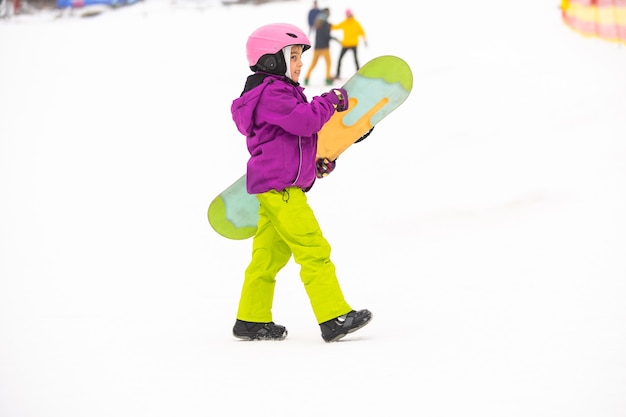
(207, 174), (258, 240)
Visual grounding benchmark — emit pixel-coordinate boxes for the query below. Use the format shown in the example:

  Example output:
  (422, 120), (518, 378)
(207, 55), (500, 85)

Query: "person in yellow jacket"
(331, 8), (367, 80)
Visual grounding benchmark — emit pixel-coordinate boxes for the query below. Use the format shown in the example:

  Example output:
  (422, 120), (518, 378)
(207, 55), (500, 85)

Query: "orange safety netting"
(561, 0), (626, 45)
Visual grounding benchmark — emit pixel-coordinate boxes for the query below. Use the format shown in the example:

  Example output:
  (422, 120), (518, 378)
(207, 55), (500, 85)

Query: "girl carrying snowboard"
(230, 22), (372, 342)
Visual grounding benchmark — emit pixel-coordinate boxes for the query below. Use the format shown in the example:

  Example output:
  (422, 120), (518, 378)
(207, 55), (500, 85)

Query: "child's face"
(288, 45), (304, 83)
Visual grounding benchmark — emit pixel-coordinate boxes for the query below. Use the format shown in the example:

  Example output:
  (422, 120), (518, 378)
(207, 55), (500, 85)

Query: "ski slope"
(1, 1), (626, 416)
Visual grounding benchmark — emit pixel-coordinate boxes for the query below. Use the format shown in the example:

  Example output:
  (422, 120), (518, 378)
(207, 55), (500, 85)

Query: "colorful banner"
(561, 0), (626, 45)
(57, 0), (139, 8)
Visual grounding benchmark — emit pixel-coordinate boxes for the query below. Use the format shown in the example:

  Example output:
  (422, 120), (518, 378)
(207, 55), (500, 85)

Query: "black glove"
(354, 126), (374, 144)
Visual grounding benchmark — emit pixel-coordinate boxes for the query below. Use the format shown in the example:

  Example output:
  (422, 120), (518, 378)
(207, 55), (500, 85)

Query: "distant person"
(332, 8), (367, 80)
(304, 8), (335, 86)
(307, 0), (320, 35)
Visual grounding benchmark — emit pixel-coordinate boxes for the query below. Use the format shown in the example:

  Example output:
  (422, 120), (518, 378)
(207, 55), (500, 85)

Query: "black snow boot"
(232, 320), (287, 341)
(320, 309), (372, 342)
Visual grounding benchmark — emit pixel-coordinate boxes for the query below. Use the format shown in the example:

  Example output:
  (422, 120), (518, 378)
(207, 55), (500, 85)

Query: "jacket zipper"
(292, 136), (303, 185)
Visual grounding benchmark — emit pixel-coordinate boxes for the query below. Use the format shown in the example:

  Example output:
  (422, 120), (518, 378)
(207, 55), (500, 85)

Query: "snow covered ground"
(1, 0), (626, 416)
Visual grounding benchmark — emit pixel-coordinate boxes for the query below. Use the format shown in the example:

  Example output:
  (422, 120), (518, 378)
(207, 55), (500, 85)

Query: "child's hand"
(322, 88), (349, 112)
(331, 88), (349, 112)
(316, 158), (337, 178)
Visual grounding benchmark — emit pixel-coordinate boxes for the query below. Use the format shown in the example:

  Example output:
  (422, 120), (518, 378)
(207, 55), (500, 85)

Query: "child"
(230, 22), (372, 342)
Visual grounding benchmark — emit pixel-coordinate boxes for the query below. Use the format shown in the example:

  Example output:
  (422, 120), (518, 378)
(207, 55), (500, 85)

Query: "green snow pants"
(236, 187), (352, 324)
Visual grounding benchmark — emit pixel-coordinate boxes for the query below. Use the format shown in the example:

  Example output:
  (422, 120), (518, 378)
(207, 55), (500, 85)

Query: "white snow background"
(1, 0), (626, 416)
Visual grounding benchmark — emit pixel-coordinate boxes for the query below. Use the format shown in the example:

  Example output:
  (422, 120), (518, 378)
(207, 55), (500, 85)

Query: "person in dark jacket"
(230, 22), (373, 343)
(307, 0), (320, 34)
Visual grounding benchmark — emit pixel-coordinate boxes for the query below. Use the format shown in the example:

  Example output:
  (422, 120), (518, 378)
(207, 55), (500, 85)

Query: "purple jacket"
(231, 75), (338, 194)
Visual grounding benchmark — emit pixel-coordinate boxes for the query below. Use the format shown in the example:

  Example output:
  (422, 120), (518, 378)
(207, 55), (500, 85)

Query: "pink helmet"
(246, 23), (311, 68)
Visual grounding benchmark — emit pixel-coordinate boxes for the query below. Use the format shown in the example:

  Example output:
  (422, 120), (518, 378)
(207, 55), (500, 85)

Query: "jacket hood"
(231, 74), (296, 136)
(232, 78), (266, 137)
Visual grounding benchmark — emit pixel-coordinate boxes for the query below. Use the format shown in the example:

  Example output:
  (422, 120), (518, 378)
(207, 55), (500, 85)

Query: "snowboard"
(208, 55), (413, 240)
